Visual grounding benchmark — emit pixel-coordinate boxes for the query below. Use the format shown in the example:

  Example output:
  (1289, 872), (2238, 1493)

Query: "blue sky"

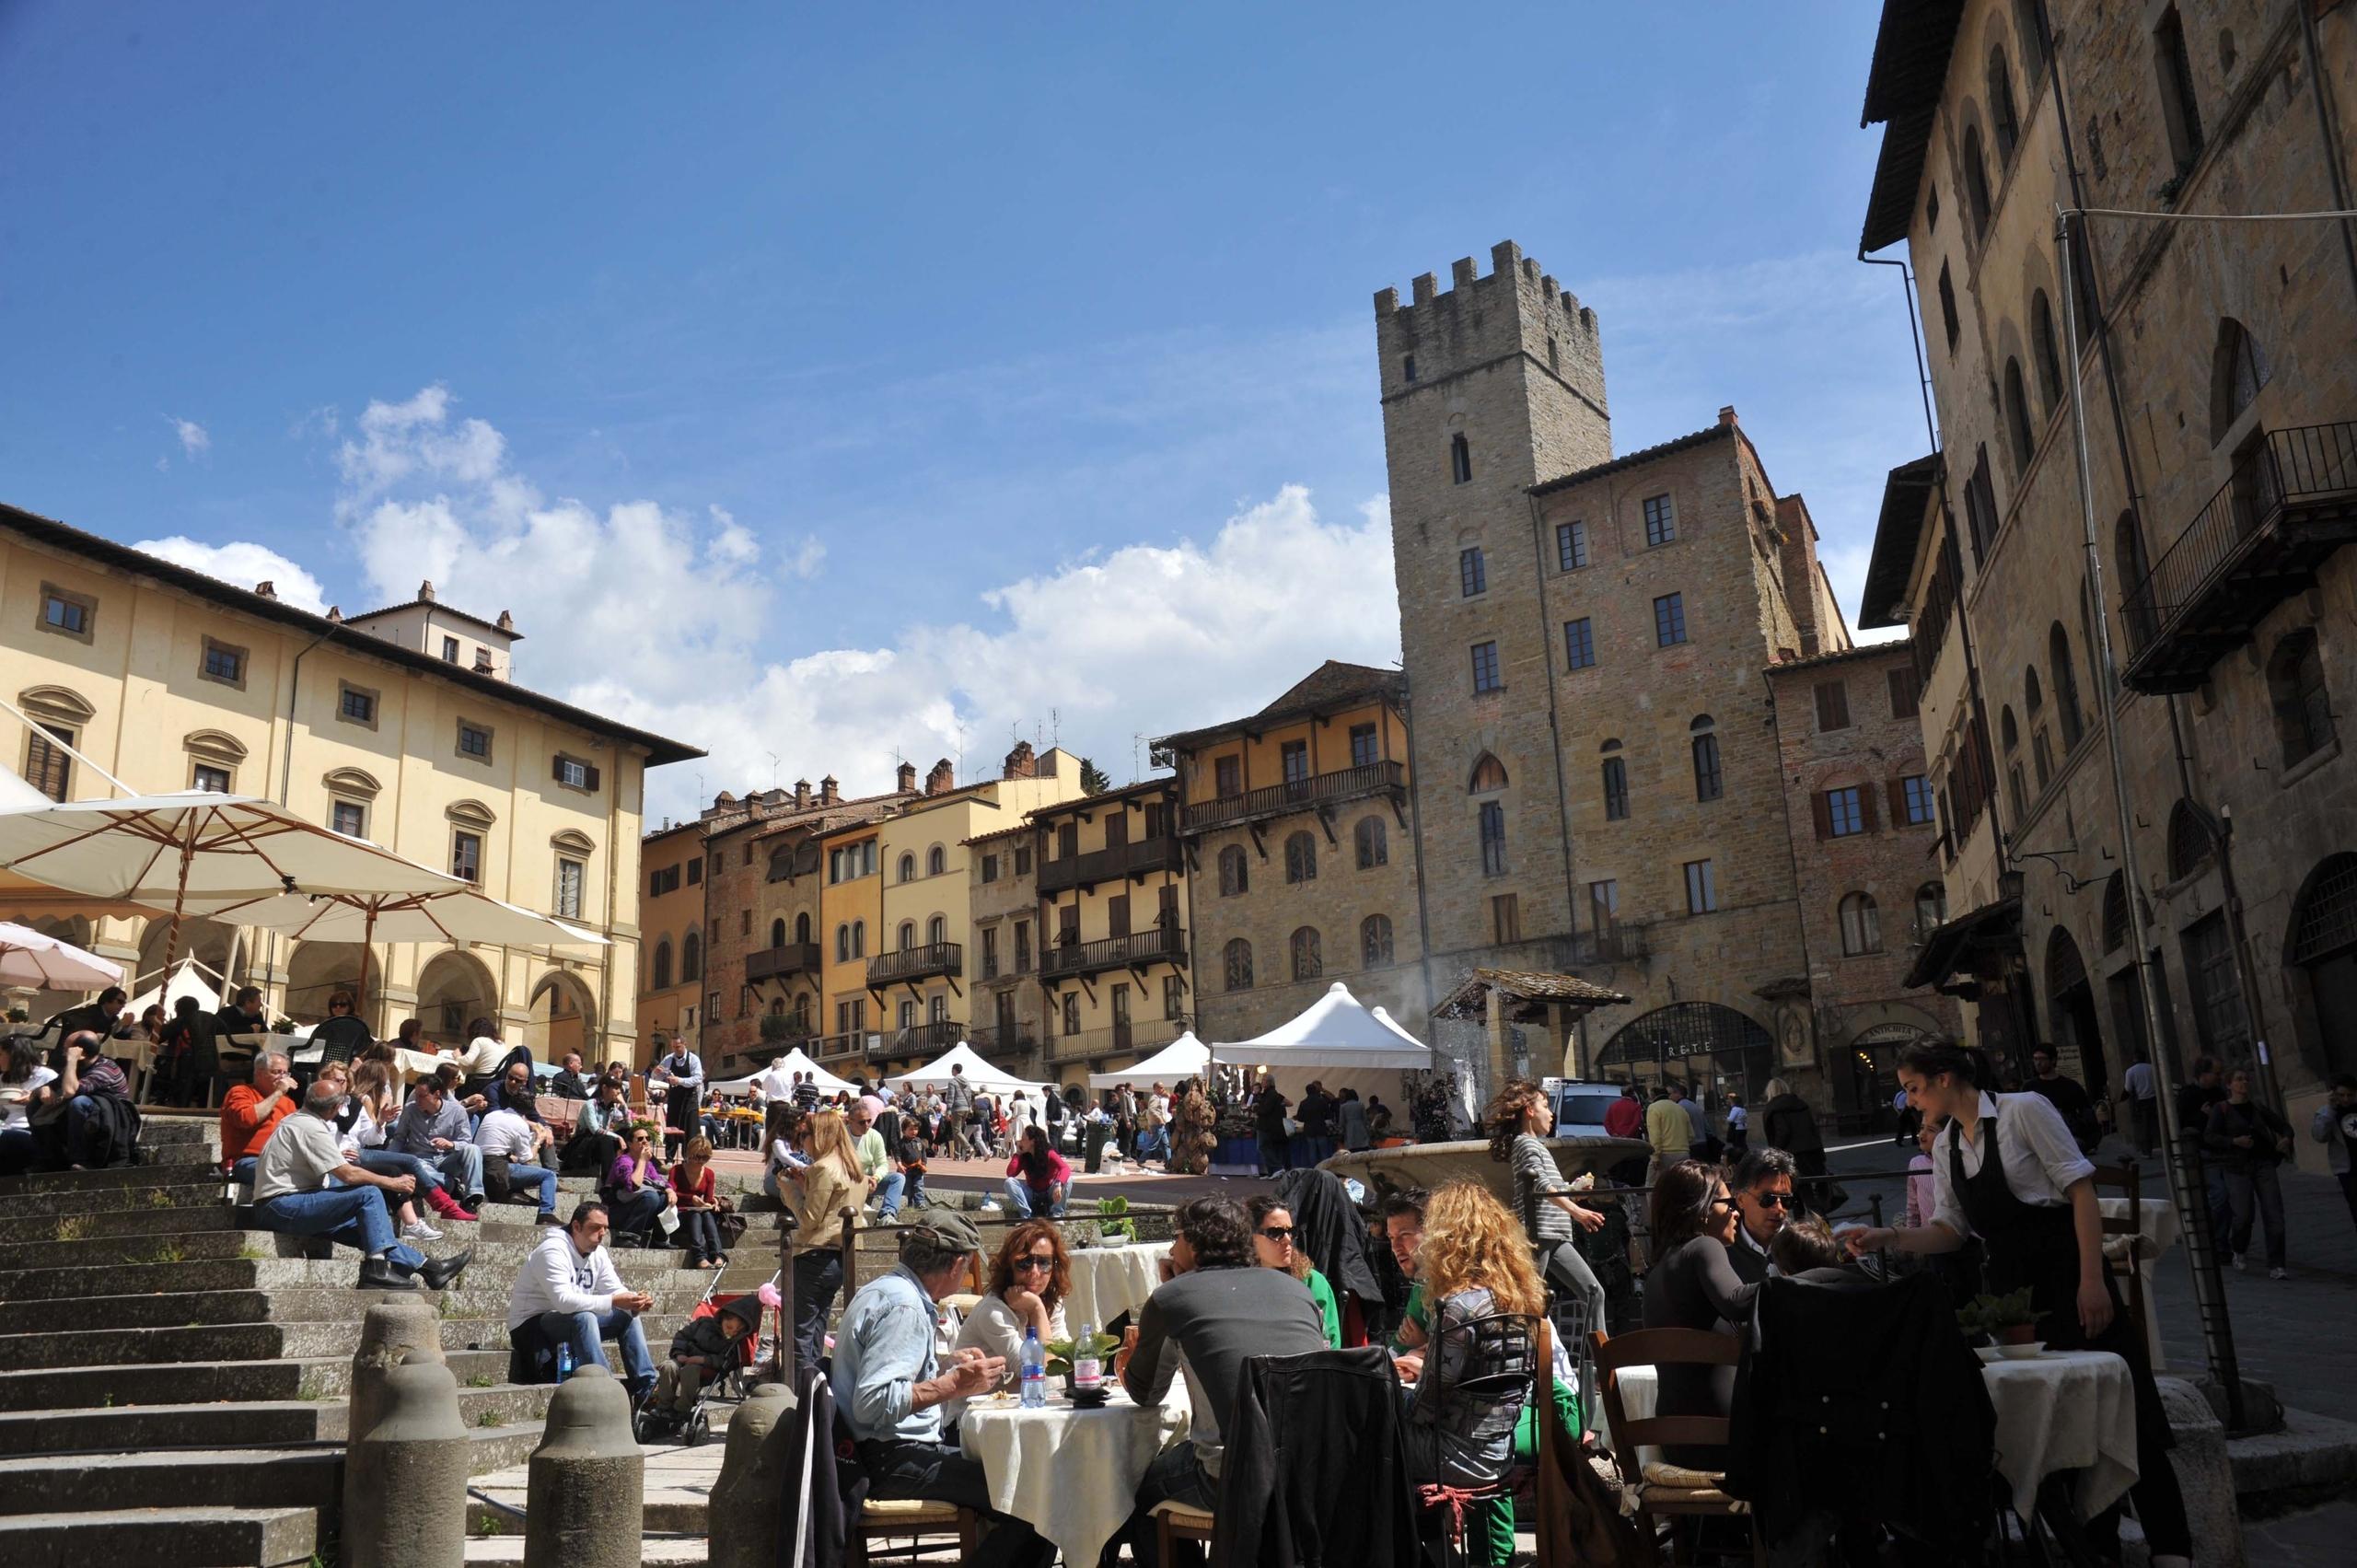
(0, 3), (1927, 818)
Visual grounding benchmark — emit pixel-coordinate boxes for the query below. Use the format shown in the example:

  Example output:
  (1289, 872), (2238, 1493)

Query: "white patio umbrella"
(0, 920), (125, 992)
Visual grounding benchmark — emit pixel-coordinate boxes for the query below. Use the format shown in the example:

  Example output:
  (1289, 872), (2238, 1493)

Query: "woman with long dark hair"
(1641, 1158), (1759, 1464)
(1846, 1038), (2190, 1567)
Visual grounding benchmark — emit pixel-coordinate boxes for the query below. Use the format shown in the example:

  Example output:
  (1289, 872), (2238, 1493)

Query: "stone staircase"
(0, 1112), (796, 1566)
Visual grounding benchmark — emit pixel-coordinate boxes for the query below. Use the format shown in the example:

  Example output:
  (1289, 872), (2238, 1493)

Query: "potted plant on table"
(1095, 1195), (1137, 1244)
(1956, 1286), (2039, 1346)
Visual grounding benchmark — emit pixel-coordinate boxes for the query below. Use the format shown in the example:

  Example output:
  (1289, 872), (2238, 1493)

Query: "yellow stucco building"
(1033, 776), (1190, 1084)
(0, 504), (700, 1061)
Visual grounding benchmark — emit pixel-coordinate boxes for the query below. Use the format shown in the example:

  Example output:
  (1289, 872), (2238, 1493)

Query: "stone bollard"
(524, 1365), (644, 1568)
(708, 1382), (798, 1568)
(344, 1352), (470, 1568)
(345, 1302), (447, 1541)
(2155, 1375), (2244, 1567)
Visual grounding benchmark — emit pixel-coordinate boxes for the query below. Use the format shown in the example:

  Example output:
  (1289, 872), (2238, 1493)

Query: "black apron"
(661, 1055), (701, 1134)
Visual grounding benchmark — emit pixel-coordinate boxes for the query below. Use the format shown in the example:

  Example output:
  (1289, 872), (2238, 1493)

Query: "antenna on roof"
(1050, 707), (1060, 747)
(765, 751), (780, 790)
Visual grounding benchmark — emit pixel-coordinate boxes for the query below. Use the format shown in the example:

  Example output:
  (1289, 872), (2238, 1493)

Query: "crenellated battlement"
(1372, 239), (1599, 339)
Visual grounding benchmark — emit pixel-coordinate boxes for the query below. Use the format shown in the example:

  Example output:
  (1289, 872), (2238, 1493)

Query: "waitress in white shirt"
(1847, 1039), (2189, 1567)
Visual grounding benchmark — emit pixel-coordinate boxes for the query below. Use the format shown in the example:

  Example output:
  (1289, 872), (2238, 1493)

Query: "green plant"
(1956, 1287), (2038, 1340)
(464, 1373), (498, 1388)
(144, 1188), (175, 1209)
(239, 1242), (273, 1260)
(146, 1240), (186, 1265)
(1095, 1195), (1136, 1244)
(1043, 1330), (1120, 1379)
(475, 1410), (505, 1427)
(52, 1215), (87, 1242)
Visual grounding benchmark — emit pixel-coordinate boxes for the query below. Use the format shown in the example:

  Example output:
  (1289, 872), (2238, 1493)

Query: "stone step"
(466, 1536), (706, 1563)
(0, 1256), (262, 1302)
(0, 1382), (558, 1458)
(0, 1159), (224, 1195)
(0, 1504), (319, 1567)
(0, 1181), (228, 1221)
(0, 1310), (703, 1372)
(0, 1286), (275, 1336)
(0, 1227), (252, 1272)
(0, 1347), (508, 1411)
(0, 1445), (343, 1517)
(0, 1202), (238, 1247)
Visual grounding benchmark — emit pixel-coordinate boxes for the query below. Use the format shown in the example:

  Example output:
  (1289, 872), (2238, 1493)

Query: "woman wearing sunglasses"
(1247, 1194), (1342, 1348)
(1642, 1158), (1762, 1466)
(947, 1219), (1072, 1408)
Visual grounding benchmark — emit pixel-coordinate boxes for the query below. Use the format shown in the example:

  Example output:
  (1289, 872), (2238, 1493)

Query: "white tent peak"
(1216, 980), (1432, 1069)
(1087, 1030), (1210, 1088)
(885, 1042), (1052, 1099)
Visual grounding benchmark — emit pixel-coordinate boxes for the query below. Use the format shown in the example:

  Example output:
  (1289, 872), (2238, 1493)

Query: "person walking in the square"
(2312, 1074), (2357, 1238)
(2205, 1065), (2293, 1278)
(2121, 1052), (2159, 1156)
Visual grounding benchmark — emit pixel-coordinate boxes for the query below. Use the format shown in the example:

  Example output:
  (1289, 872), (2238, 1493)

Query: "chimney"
(819, 774), (840, 806)
(495, 610), (515, 633)
(325, 605), (343, 622)
(1717, 405), (1739, 428)
(418, 579), (437, 602)
(794, 778), (811, 810)
(254, 580), (277, 599)
(1002, 740), (1037, 780)
(896, 761), (918, 794)
(926, 758), (956, 796)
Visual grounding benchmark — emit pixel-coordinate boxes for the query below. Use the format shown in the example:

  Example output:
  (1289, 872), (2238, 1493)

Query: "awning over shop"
(1903, 895), (2024, 991)
(1433, 967), (1631, 1023)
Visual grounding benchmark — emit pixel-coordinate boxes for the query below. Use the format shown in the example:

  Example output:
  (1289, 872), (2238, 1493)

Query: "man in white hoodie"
(505, 1200), (657, 1400)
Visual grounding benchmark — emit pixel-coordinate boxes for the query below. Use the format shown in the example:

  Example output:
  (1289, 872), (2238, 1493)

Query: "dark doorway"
(2045, 927), (2109, 1098)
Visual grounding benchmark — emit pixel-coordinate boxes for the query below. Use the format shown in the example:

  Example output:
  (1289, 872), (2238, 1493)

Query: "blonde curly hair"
(1417, 1180), (1546, 1318)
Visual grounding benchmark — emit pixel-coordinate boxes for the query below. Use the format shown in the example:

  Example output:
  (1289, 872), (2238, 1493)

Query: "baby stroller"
(632, 1280), (769, 1446)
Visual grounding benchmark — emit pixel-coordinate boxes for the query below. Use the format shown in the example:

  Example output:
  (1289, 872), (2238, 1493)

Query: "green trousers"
(1457, 1381), (1580, 1566)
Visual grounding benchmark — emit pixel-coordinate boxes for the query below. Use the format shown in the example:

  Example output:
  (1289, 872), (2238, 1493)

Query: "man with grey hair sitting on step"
(833, 1212), (1055, 1568)
(250, 1079), (474, 1293)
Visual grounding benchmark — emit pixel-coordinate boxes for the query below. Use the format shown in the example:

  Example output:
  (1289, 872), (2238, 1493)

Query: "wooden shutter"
(1887, 779), (1909, 825)
(585, 764), (600, 792)
(1811, 791), (1833, 840)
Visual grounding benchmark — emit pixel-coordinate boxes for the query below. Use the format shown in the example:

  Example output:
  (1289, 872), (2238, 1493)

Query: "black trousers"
(858, 1438), (1054, 1568)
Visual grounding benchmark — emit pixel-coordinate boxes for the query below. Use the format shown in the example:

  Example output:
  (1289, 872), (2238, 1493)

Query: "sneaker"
(401, 1219), (443, 1243)
(2269, 1267), (2288, 1281)
(426, 1187), (478, 1223)
(2231, 1253), (2246, 1272)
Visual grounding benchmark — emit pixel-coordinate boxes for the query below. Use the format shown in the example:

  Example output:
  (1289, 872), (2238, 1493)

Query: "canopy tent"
(1087, 1030), (1211, 1088)
(885, 1041), (1054, 1101)
(710, 1047), (860, 1098)
(1216, 981), (1434, 1070)
(125, 955), (232, 1020)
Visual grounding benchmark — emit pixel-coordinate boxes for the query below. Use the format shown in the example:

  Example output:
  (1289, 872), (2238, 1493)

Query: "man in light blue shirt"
(833, 1214), (1054, 1568)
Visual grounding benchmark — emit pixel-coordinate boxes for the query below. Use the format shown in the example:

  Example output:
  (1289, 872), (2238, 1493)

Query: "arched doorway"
(284, 941), (367, 1026)
(1840, 1020), (1943, 1132)
(1596, 1003), (1774, 1110)
(2044, 926), (2108, 1098)
(134, 913), (240, 997)
(414, 950), (499, 1049)
(527, 969), (598, 1063)
(2288, 854), (2357, 1081)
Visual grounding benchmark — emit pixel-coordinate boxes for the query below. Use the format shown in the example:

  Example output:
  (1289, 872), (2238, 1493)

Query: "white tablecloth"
(1062, 1241), (1170, 1331)
(1602, 1351), (2138, 1521)
(958, 1380), (1190, 1566)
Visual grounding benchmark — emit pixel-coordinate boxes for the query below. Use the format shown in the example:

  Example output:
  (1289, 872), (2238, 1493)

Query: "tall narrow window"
(1690, 715), (1723, 801)
(1361, 914), (1394, 967)
(1354, 816), (1387, 869)
(1402, 354), (1417, 382)
(1224, 938), (1254, 992)
(1459, 546), (1487, 597)
(1492, 893), (1522, 945)
(1965, 446), (2000, 563)
(1917, 880), (1949, 931)
(1290, 927), (1322, 981)
(23, 724), (73, 802)
(1478, 800), (1508, 876)
(1218, 844), (1248, 897)
(1281, 739), (1309, 784)
(1961, 125), (1992, 238)
(2268, 630), (2335, 767)
(556, 857), (585, 919)
(1824, 785), (1865, 838)
(1684, 859), (1718, 914)
(1213, 755), (1241, 798)
(1816, 681), (1852, 732)
(1901, 775), (1937, 826)
(1563, 617), (1596, 670)
(1840, 892), (1885, 956)
(1937, 261), (1960, 351)
(1887, 665), (1921, 720)
(1653, 593), (1687, 647)
(1601, 757), (1629, 821)
(1449, 433), (1472, 484)
(1470, 641), (1503, 692)
(1588, 879), (1619, 933)
(2049, 622), (2084, 749)
(1987, 47), (2020, 164)
(1642, 494), (1676, 546)
(1284, 830), (1318, 885)
(682, 932), (702, 981)
(2003, 358), (2037, 471)
(2212, 319), (2268, 443)
(451, 830), (482, 883)
(1556, 519), (1588, 571)
(1349, 723), (1378, 766)
(2154, 6), (2205, 175)
(2030, 292), (2063, 412)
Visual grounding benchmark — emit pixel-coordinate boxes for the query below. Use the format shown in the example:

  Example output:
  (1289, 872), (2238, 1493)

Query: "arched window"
(2025, 667), (2053, 786)
(2212, 319), (2269, 442)
(1601, 756), (1630, 820)
(1988, 47), (2021, 162)
(1469, 753), (1509, 793)
(1354, 816), (1387, 869)
(2015, 0), (2047, 81)
(2049, 622), (2084, 749)
(1840, 892), (1884, 956)
(2030, 291), (2063, 411)
(897, 852), (916, 883)
(1961, 124), (1992, 237)
(682, 931), (703, 982)
(1224, 938), (1254, 992)
(795, 912), (811, 945)
(836, 923), (852, 962)
(2268, 630), (2334, 767)
(770, 918), (786, 949)
(2166, 799), (2216, 882)
(1479, 800), (1508, 875)
(1915, 881), (1948, 932)
(2100, 872), (2130, 953)
(927, 845), (946, 877)
(850, 920), (866, 958)
(898, 920), (917, 952)
(1218, 843), (1248, 897)
(651, 939), (673, 991)
(1362, 914), (1394, 967)
(1690, 714), (1723, 802)
(1449, 433), (1472, 485)
(1284, 830), (1317, 885)
(2001, 706), (2026, 819)
(1290, 926), (1323, 981)
(2003, 357), (2037, 471)
(926, 913), (947, 947)
(769, 997), (785, 1016)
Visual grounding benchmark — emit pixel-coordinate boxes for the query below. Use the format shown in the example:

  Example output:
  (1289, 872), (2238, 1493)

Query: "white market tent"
(886, 1041), (1053, 1101)
(1218, 981), (1433, 1070)
(125, 956), (231, 1020)
(709, 1047), (859, 1098)
(1087, 1030), (1211, 1088)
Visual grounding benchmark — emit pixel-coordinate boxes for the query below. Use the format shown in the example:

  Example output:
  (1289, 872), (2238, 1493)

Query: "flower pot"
(1999, 1323), (2038, 1346)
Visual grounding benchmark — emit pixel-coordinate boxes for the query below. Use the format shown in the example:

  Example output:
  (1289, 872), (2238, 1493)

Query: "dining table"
(1602, 1348), (2138, 1521)
(958, 1377), (1192, 1566)
(1061, 1239), (1172, 1332)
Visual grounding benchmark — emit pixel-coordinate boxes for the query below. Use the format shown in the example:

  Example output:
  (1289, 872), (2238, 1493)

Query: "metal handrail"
(1179, 760), (1404, 832)
(866, 941), (961, 985)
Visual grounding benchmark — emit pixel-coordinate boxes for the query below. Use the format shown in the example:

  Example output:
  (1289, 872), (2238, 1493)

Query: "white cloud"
(131, 536), (329, 613)
(310, 385), (1397, 820)
(166, 416), (210, 459)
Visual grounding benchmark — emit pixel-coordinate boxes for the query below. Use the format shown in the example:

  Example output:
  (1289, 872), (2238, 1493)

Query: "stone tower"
(1375, 240), (1611, 967)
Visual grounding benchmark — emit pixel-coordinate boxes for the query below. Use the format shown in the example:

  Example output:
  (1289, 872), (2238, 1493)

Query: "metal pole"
(2209, 808), (2284, 1115)
(2054, 204), (2246, 1429)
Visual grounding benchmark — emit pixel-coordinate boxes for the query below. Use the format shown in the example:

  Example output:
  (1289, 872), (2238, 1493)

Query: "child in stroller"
(637, 1293), (761, 1446)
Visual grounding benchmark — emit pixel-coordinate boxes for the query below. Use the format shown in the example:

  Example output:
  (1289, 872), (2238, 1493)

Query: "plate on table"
(1986, 1341), (2046, 1361)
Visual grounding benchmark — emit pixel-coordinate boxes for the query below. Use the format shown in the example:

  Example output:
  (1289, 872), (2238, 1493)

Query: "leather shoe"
(420, 1247), (473, 1292)
(356, 1257), (422, 1292)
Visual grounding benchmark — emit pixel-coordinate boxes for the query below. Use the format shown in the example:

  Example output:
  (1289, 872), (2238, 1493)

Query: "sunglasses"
(1751, 1191), (1795, 1209)
(1259, 1225), (1295, 1241)
(1012, 1255), (1055, 1272)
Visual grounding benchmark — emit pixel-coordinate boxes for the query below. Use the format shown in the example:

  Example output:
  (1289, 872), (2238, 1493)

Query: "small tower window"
(1449, 433), (1472, 485)
(1402, 354), (1417, 383)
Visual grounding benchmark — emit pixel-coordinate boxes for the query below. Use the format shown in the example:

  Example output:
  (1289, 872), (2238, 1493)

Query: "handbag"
(717, 1211), (749, 1249)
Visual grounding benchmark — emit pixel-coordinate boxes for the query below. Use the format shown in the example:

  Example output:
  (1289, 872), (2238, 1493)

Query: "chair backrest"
(1418, 1307), (1540, 1455)
(2088, 1163), (2146, 1329)
(1587, 1326), (1742, 1487)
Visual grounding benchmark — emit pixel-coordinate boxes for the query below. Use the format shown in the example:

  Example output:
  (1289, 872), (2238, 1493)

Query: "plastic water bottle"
(1019, 1326), (1047, 1409)
(556, 1342), (574, 1381)
(1073, 1320), (1100, 1388)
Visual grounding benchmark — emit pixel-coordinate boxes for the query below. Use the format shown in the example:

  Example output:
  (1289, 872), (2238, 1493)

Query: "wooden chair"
(1151, 1498), (1215, 1565)
(2089, 1164), (2147, 1341)
(847, 1498), (978, 1565)
(1588, 1327), (1760, 1565)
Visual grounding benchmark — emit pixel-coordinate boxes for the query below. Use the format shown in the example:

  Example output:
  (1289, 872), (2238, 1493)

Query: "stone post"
(524, 1365), (644, 1568)
(707, 1382), (797, 1568)
(345, 1301), (445, 1540)
(2156, 1376), (2245, 1567)
(343, 1353), (470, 1568)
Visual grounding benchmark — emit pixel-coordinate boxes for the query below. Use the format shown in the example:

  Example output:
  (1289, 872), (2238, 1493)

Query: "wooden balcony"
(1567, 923), (1650, 965)
(1039, 923), (1187, 981)
(966, 1023), (1039, 1065)
(810, 1029), (874, 1064)
(873, 1018), (962, 1062)
(865, 941), (962, 987)
(1038, 833), (1182, 896)
(1046, 1016), (1182, 1065)
(744, 942), (821, 985)
(1179, 760), (1404, 834)
(2121, 423), (2357, 693)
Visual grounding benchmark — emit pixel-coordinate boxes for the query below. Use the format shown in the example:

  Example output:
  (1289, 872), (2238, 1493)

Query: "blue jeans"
(356, 1148), (445, 1195)
(0, 1128), (35, 1177)
(505, 1161), (559, 1215)
(793, 1249), (843, 1374)
(64, 1095), (114, 1167)
(534, 1307), (655, 1398)
(1003, 1177), (1065, 1218)
(254, 1186), (424, 1272)
(425, 1142), (485, 1202)
(606, 1184), (668, 1237)
(1133, 1127), (1169, 1163)
(872, 1167), (906, 1220)
(230, 1155), (258, 1184)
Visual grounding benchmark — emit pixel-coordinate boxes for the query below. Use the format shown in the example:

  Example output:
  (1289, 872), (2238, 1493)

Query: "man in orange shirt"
(221, 1049), (298, 1180)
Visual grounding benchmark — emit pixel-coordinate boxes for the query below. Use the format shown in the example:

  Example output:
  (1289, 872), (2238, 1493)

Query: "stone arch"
(1596, 1001), (1776, 1104)
(549, 828), (596, 857)
(2043, 923), (2110, 1095)
(285, 939), (368, 1024)
(527, 968), (597, 1060)
(447, 797), (496, 829)
(17, 684), (95, 726)
(1468, 753), (1509, 793)
(184, 728), (249, 767)
(415, 947), (500, 1043)
(323, 766), (383, 799)
(2283, 852), (2357, 1079)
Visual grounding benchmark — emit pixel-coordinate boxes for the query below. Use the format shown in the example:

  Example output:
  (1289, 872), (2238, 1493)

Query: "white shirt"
(452, 1034), (509, 1076)
(505, 1225), (627, 1329)
(751, 1064), (796, 1102)
(1725, 1104), (1747, 1131)
(2122, 1062), (2155, 1101)
(1930, 1091), (2097, 1239)
(475, 1106), (542, 1160)
(1, 1066), (57, 1132)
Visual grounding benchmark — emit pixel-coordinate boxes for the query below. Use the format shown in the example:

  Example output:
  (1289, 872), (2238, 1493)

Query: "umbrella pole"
(356, 904), (377, 1035)
(157, 819), (198, 985)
